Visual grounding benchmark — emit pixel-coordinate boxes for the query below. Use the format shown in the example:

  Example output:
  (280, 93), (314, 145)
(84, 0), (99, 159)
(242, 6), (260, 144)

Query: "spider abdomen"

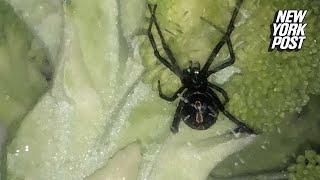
(180, 91), (219, 130)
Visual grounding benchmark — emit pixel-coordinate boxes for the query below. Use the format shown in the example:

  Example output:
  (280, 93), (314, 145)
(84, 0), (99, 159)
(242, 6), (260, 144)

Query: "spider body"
(179, 89), (220, 131)
(147, 0), (256, 134)
(178, 63), (218, 130)
(182, 62), (207, 90)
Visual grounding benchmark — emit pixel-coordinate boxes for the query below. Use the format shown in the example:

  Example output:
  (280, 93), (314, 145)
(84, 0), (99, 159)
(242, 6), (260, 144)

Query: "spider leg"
(148, 4), (182, 76)
(158, 80), (185, 102)
(171, 101), (184, 133)
(208, 82), (229, 105)
(147, 4), (182, 77)
(147, 5), (176, 74)
(201, 0), (243, 75)
(201, 33), (228, 75)
(221, 109), (257, 134)
(200, 16), (225, 34)
(207, 37), (235, 76)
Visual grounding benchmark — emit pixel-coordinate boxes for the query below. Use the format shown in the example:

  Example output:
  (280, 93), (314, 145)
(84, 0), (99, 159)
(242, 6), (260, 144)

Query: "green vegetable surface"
(141, 0), (320, 132)
(0, 0), (319, 179)
(0, 0), (50, 128)
(288, 150), (320, 180)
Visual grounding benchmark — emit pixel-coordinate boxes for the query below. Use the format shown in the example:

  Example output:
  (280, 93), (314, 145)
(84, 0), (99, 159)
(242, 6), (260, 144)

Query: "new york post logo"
(269, 10), (307, 51)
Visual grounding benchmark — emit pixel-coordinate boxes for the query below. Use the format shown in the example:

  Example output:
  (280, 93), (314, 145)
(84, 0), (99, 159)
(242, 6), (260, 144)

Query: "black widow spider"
(147, 0), (256, 134)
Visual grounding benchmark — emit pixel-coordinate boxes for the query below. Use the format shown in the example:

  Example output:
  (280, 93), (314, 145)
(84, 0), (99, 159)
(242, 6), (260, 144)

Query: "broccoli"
(140, 0), (320, 132)
(288, 150), (320, 180)
(209, 94), (320, 180)
(0, 0), (50, 127)
(1, 0), (320, 179)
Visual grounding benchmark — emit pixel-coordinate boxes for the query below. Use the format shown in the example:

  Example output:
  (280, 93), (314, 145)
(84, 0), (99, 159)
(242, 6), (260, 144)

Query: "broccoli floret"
(140, 0), (320, 132)
(288, 150), (320, 180)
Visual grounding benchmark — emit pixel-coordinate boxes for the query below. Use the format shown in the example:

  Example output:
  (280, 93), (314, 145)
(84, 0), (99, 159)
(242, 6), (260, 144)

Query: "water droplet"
(239, 158), (245, 164)
(25, 145), (29, 152)
(277, 127), (281, 134)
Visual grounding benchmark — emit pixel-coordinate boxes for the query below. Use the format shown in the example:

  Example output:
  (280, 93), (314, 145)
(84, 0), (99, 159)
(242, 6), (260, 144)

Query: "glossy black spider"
(147, 0), (256, 134)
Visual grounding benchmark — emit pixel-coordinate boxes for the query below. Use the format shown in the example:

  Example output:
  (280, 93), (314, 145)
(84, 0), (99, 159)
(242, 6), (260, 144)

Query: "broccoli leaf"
(0, 0), (50, 129)
(5, 0), (64, 62)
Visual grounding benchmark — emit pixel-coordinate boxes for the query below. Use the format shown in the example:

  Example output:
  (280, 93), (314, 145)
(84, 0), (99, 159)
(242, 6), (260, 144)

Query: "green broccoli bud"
(288, 150), (320, 180)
